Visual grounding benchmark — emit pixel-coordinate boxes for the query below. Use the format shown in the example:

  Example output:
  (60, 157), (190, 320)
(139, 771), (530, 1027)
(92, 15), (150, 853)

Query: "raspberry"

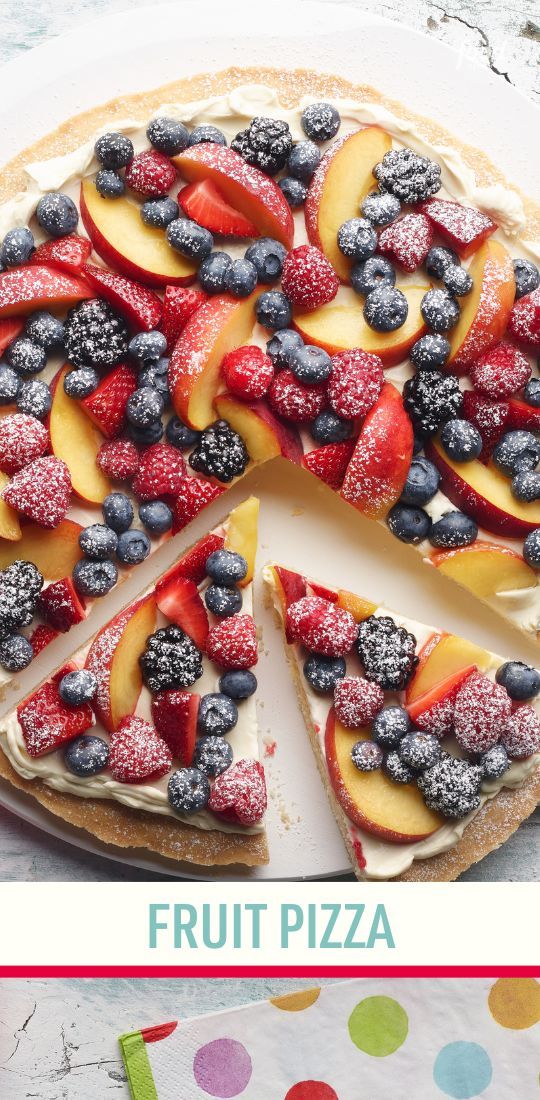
(97, 439), (139, 481)
(286, 595), (357, 657)
(208, 758), (267, 825)
(172, 477), (225, 533)
(3, 456), (71, 528)
(221, 345), (274, 400)
(267, 370), (326, 423)
(378, 213), (433, 273)
(206, 614), (258, 669)
(327, 349), (383, 419)
(109, 716), (172, 783)
(334, 676), (384, 728)
(0, 413), (49, 475)
(453, 671), (512, 754)
(281, 245), (339, 311)
(132, 443), (186, 501)
(461, 391), (509, 462)
(470, 343), (531, 399)
(302, 439), (356, 490)
(501, 705), (540, 759)
(124, 150), (177, 198)
(507, 288), (540, 349)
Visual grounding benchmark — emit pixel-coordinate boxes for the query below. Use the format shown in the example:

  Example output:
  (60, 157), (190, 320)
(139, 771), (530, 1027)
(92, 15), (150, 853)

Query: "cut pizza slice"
(264, 562), (540, 881)
(0, 498), (268, 869)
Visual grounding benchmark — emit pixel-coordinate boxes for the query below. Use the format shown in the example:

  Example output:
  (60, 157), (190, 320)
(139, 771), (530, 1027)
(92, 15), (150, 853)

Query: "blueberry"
(0, 227), (34, 267)
(193, 735), (233, 777)
(0, 633), (33, 672)
(301, 102), (340, 142)
(440, 418), (483, 462)
(495, 660), (540, 701)
(138, 500), (173, 535)
(128, 330), (167, 362)
(443, 264), (473, 297)
(25, 311), (64, 351)
(524, 378), (540, 408)
(219, 669), (258, 699)
(116, 529), (151, 565)
(399, 731), (441, 771)
(206, 549), (248, 585)
(429, 510), (478, 548)
(63, 367), (100, 399)
(0, 365), (20, 405)
(64, 734), (109, 777)
(166, 415), (200, 450)
(94, 131), (134, 169)
(360, 192), (401, 226)
(337, 217), (377, 262)
(129, 421), (164, 445)
(188, 125), (227, 146)
(16, 379), (51, 419)
(372, 705), (411, 749)
(225, 258), (258, 298)
(400, 456), (440, 506)
(310, 410), (352, 444)
(59, 668), (97, 706)
(287, 140), (320, 183)
(410, 334), (450, 370)
(290, 344), (332, 384)
(198, 692), (238, 736)
(421, 288), (460, 333)
(303, 652), (346, 693)
(513, 257), (540, 300)
(480, 744), (509, 780)
(351, 255), (395, 297)
(383, 750), (416, 783)
(512, 469), (540, 502)
(95, 169), (125, 198)
(126, 386), (164, 428)
(198, 251), (232, 294)
(36, 192), (78, 237)
(168, 767), (210, 813)
(72, 558), (118, 597)
(147, 116), (189, 155)
(387, 503), (431, 543)
(266, 328), (303, 368)
(524, 529), (540, 567)
(278, 177), (307, 207)
(6, 337), (46, 374)
(256, 290), (292, 330)
(245, 238), (287, 283)
(79, 523), (118, 561)
(139, 361), (170, 405)
(492, 431), (540, 476)
(425, 246), (459, 279)
(141, 197), (179, 228)
(166, 218), (214, 261)
(204, 584), (243, 617)
(102, 492), (134, 533)
(364, 286), (408, 332)
(351, 740), (384, 771)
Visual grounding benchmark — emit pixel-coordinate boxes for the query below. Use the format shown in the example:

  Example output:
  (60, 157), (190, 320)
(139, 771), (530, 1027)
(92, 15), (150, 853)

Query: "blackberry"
(64, 299), (129, 369)
(140, 624), (203, 693)
(357, 614), (418, 691)
(417, 752), (483, 817)
(403, 370), (462, 438)
(231, 116), (292, 175)
(373, 147), (441, 204)
(0, 560), (43, 636)
(189, 420), (249, 483)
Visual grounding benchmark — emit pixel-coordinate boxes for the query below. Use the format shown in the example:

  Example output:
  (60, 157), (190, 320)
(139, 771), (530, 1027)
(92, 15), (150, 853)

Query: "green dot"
(348, 995), (408, 1057)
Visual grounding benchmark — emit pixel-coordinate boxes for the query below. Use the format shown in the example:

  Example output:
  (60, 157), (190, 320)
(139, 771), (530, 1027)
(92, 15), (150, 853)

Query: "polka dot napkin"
(119, 978), (540, 1099)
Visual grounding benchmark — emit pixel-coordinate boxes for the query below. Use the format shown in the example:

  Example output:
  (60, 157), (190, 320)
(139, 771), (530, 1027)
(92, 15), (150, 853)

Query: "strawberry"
(409, 667), (475, 738)
(155, 575), (209, 649)
(38, 577), (86, 632)
(3, 456), (71, 528)
(0, 317), (24, 356)
(327, 349), (384, 419)
(151, 690), (200, 764)
(470, 342), (531, 399)
(208, 758), (267, 825)
(125, 150), (176, 198)
(172, 477), (225, 533)
(97, 438), (140, 481)
(160, 532), (225, 587)
(334, 676), (384, 727)
(160, 286), (208, 353)
(302, 439), (356, 490)
(206, 614), (258, 669)
(308, 581), (337, 602)
(0, 413), (48, 474)
(132, 442), (186, 501)
(221, 345), (274, 400)
(286, 595), (358, 657)
(453, 670), (512, 754)
(501, 705), (540, 759)
(178, 179), (258, 237)
(267, 369), (326, 423)
(420, 198), (496, 258)
(80, 363), (137, 438)
(82, 264), (162, 331)
(109, 716), (172, 783)
(29, 623), (60, 656)
(507, 288), (540, 349)
(18, 680), (94, 757)
(281, 245), (339, 312)
(378, 212), (433, 273)
(29, 235), (92, 276)
(461, 391), (509, 463)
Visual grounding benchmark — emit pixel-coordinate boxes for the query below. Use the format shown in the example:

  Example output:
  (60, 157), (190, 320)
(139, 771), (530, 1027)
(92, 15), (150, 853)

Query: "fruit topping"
(64, 298), (129, 369)
(279, 177), (308, 208)
(440, 419), (483, 462)
(140, 624), (203, 693)
(461, 392), (509, 462)
(399, 731), (441, 770)
(18, 678), (93, 757)
(160, 285), (208, 353)
(82, 264), (162, 331)
(38, 577), (86, 632)
(0, 414), (49, 475)
(513, 258), (540, 300)
(341, 382), (413, 518)
(403, 370), (462, 437)
(401, 456), (440, 507)
(351, 255), (396, 298)
(373, 147), (441, 204)
(453, 670), (512, 754)
(3, 456), (71, 528)
(508, 288), (540, 349)
(193, 736), (233, 777)
(208, 758), (267, 825)
(501, 705), (540, 759)
(29, 235), (92, 276)
(178, 178), (258, 237)
(59, 668), (97, 706)
(206, 614), (258, 669)
(334, 676), (384, 728)
(222, 345), (274, 400)
(36, 192), (79, 238)
(151, 689), (200, 764)
(173, 477), (225, 532)
(286, 595), (357, 657)
(470, 342), (531, 399)
(378, 213), (434, 273)
(94, 131), (134, 169)
(64, 734), (109, 777)
(480, 743), (509, 780)
(351, 741), (384, 772)
(326, 348), (383, 419)
(267, 370), (326, 423)
(383, 750), (416, 784)
(420, 198), (496, 258)
(198, 692), (238, 736)
(387, 503), (431, 544)
(156, 575), (209, 650)
(168, 767), (211, 813)
(303, 652), (346, 694)
(109, 716), (172, 783)
(364, 285), (409, 333)
(123, 150), (176, 198)
(219, 668), (258, 699)
(418, 753), (483, 817)
(311, 410), (353, 444)
(303, 439), (356, 490)
(29, 623), (59, 656)
(337, 218), (377, 263)
(189, 419), (249, 482)
(97, 439), (139, 481)
(357, 614), (418, 691)
(429, 511), (478, 549)
(0, 265), (91, 318)
(96, 171), (125, 198)
(256, 290), (292, 330)
(280, 244), (339, 313)
(246, 238), (287, 284)
(301, 102), (340, 141)
(131, 442), (185, 501)
(495, 661), (540, 701)
(231, 116), (293, 175)
(420, 288), (460, 333)
(371, 705), (411, 749)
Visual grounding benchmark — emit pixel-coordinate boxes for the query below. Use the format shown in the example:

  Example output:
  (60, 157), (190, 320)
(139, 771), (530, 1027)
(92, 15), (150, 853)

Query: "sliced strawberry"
(407, 665), (476, 737)
(274, 566), (307, 609)
(308, 581), (338, 603)
(206, 614), (258, 669)
(132, 443), (186, 501)
(80, 363), (137, 438)
(109, 716), (172, 783)
(38, 577), (86, 632)
(0, 317), (24, 356)
(0, 413), (49, 474)
(286, 595), (357, 657)
(461, 391), (509, 463)
(208, 758), (267, 826)
(3, 456), (71, 528)
(29, 623), (60, 656)
(507, 397), (540, 432)
(378, 212), (433, 273)
(507, 288), (540, 349)
(125, 150), (177, 198)
(160, 285), (208, 353)
(302, 439), (356, 490)
(155, 575), (209, 649)
(172, 477), (225, 533)
(18, 680), (94, 757)
(151, 690), (200, 764)
(281, 245), (339, 311)
(157, 533), (224, 590)
(29, 235), (92, 276)
(178, 179), (259, 238)
(82, 264), (162, 331)
(0, 265), (91, 318)
(420, 198), (496, 258)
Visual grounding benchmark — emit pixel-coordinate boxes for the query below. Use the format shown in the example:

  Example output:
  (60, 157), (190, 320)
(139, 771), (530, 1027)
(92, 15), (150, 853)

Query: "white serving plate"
(0, 2), (538, 880)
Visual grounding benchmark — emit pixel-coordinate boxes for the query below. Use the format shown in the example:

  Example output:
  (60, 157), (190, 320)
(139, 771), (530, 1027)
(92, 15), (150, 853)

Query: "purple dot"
(193, 1038), (252, 1097)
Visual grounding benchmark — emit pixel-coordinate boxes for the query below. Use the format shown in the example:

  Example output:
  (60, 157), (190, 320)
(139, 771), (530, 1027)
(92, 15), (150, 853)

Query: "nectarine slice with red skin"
(214, 393), (303, 465)
(173, 144), (294, 248)
(272, 566), (307, 639)
(446, 240), (515, 374)
(430, 540), (538, 598)
(0, 471), (21, 542)
(305, 126), (392, 282)
(341, 382), (413, 519)
(507, 398), (540, 432)
(224, 497), (259, 586)
(0, 265), (91, 318)
(86, 593), (157, 733)
(0, 519), (83, 578)
(420, 198), (496, 259)
(407, 665), (476, 725)
(293, 284), (427, 366)
(405, 631), (444, 704)
(50, 367), (112, 505)
(406, 631), (491, 705)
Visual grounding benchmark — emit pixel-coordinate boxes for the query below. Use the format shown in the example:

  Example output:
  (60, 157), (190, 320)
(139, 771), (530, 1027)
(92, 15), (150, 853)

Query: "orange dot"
(488, 978), (540, 1030)
(271, 988), (321, 1012)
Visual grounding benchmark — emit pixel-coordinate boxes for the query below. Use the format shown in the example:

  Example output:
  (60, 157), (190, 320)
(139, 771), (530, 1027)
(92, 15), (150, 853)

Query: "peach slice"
(293, 284), (427, 366)
(0, 472), (21, 541)
(341, 382), (413, 519)
(430, 541), (538, 598)
(407, 665), (476, 726)
(447, 240), (515, 374)
(305, 126), (392, 282)
(0, 519), (83, 578)
(325, 709), (443, 842)
(214, 393), (303, 464)
(0, 264), (91, 317)
(224, 497), (259, 587)
(80, 179), (197, 288)
(406, 631), (491, 705)
(425, 437), (540, 538)
(170, 292), (257, 430)
(86, 593), (157, 732)
(50, 367), (112, 505)
(336, 589), (377, 622)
